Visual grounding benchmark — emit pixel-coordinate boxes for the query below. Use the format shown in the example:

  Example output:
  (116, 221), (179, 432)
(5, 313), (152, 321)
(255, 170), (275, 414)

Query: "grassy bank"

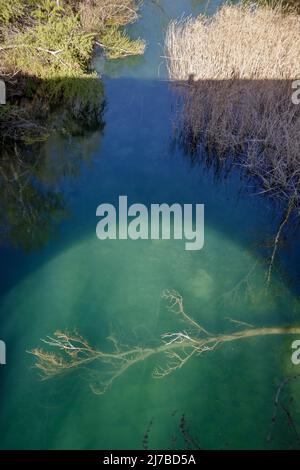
(166, 3), (300, 210)
(0, 0), (145, 144)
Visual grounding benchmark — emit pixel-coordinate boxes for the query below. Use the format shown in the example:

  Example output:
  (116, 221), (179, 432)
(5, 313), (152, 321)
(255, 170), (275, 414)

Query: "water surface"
(0, 0), (300, 450)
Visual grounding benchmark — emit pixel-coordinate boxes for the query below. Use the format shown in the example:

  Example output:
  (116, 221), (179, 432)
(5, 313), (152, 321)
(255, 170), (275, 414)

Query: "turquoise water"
(1, 0), (300, 450)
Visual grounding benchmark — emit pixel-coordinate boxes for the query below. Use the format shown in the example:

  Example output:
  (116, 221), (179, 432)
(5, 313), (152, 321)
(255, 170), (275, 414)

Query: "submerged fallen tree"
(165, 3), (300, 209)
(29, 290), (300, 394)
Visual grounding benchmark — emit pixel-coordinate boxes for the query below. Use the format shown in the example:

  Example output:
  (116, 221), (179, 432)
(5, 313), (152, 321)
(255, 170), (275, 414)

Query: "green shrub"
(0, 0), (25, 25)
(0, 0), (144, 145)
(3, 14), (94, 78)
(99, 26), (145, 59)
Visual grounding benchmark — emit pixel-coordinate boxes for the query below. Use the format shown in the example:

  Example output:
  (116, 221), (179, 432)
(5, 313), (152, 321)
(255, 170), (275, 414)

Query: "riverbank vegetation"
(0, 0), (145, 144)
(166, 2), (300, 209)
(166, 2), (300, 281)
(254, 0), (300, 12)
(0, 1), (145, 250)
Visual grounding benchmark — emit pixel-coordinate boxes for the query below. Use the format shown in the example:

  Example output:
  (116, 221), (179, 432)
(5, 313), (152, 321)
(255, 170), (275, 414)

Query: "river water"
(0, 0), (300, 450)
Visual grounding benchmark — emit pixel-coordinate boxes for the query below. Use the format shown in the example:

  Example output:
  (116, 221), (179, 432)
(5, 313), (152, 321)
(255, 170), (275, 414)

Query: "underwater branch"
(29, 290), (300, 395)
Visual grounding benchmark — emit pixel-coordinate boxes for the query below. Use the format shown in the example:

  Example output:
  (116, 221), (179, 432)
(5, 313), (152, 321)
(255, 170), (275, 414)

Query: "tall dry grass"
(166, 2), (300, 80)
(165, 3), (300, 208)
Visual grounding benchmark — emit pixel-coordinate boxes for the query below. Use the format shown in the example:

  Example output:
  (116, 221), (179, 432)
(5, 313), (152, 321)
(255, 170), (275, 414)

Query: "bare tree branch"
(28, 290), (300, 394)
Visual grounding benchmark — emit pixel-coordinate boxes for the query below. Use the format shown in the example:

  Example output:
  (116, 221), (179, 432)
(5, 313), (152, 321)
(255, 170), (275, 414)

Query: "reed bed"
(165, 3), (300, 208)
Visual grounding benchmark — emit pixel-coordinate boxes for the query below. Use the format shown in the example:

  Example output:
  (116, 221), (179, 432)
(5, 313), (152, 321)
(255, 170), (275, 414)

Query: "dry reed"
(165, 3), (300, 208)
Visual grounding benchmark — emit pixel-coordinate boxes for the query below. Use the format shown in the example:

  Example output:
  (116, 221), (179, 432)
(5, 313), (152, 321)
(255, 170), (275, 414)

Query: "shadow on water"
(0, 74), (300, 449)
(1, 77), (300, 294)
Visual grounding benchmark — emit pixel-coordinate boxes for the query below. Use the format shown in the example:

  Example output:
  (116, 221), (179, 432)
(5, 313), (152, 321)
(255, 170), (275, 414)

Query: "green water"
(1, 0), (300, 450)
